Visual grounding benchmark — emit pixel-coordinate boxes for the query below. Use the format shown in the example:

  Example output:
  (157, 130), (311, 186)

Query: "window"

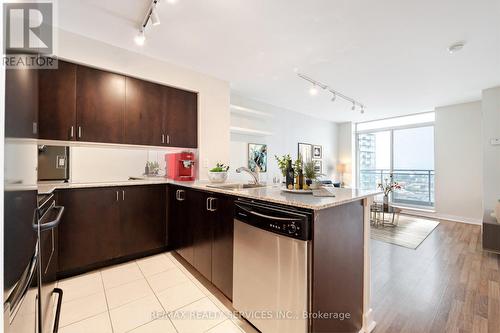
(356, 112), (435, 208)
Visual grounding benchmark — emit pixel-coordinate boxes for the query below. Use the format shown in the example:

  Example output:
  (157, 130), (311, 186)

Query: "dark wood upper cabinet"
(38, 60), (77, 140)
(119, 185), (166, 256)
(5, 67), (38, 138)
(124, 77), (164, 146)
(211, 194), (234, 299)
(57, 187), (121, 274)
(76, 66), (125, 143)
(164, 87), (198, 148)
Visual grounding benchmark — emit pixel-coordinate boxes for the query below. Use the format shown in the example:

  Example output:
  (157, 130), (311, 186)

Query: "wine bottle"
(285, 160), (294, 190)
(298, 168), (304, 190)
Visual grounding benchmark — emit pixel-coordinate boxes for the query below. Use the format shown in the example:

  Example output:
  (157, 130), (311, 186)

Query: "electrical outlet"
(491, 138), (500, 146)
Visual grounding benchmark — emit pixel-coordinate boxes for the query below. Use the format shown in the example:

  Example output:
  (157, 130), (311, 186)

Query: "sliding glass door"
(356, 114), (435, 208)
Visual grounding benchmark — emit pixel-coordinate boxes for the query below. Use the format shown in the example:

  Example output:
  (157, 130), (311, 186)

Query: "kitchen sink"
(206, 183), (267, 190)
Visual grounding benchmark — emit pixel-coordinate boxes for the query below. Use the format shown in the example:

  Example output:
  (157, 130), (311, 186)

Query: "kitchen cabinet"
(119, 185), (166, 256)
(210, 194), (234, 299)
(163, 87), (198, 148)
(76, 65), (125, 143)
(57, 185), (166, 275)
(5, 67), (38, 138)
(38, 60), (77, 140)
(168, 186), (194, 264)
(57, 187), (121, 274)
(169, 186), (234, 299)
(124, 77), (164, 146)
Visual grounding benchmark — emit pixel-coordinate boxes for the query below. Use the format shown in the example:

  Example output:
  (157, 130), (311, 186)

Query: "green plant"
(303, 161), (317, 180)
(209, 162), (229, 172)
(275, 154), (291, 177)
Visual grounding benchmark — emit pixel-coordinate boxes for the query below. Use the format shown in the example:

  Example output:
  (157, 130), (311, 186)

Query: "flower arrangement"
(275, 154), (291, 177)
(377, 177), (402, 196)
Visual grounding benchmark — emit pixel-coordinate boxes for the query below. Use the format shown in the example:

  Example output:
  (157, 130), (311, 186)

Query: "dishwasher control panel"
(234, 200), (311, 241)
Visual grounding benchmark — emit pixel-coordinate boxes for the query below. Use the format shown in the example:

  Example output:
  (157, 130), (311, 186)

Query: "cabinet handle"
(116, 191), (119, 202)
(70, 126), (74, 139)
(122, 190), (125, 201)
(211, 198), (217, 212)
(176, 190), (185, 201)
(161, 134), (165, 144)
(167, 135), (170, 144)
(78, 126), (82, 139)
(206, 198), (210, 211)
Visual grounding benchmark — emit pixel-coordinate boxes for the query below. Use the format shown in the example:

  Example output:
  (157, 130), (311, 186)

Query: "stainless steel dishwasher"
(233, 199), (312, 333)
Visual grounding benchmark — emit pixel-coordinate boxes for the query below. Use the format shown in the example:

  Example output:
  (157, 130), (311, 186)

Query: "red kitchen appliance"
(166, 152), (196, 181)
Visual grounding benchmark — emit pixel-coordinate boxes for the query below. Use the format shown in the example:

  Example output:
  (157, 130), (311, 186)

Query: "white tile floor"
(57, 252), (258, 333)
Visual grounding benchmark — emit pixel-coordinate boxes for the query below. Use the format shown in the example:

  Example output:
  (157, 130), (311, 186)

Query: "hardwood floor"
(371, 219), (500, 333)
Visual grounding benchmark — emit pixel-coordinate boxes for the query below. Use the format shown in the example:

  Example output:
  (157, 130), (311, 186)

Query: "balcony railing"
(359, 169), (435, 207)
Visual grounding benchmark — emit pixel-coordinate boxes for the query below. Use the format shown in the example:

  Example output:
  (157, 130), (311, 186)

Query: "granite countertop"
(38, 178), (380, 211)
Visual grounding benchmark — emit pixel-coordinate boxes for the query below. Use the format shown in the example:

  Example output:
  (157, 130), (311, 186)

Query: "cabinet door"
(211, 194), (234, 299)
(120, 185), (166, 256)
(38, 60), (77, 140)
(164, 87), (197, 148)
(124, 77), (164, 146)
(168, 186), (194, 264)
(192, 191), (212, 280)
(57, 188), (121, 273)
(5, 67), (38, 138)
(76, 65), (125, 143)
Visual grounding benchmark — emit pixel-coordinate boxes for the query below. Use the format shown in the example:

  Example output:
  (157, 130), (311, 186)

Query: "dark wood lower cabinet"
(119, 185), (166, 256)
(210, 194), (234, 300)
(169, 187), (234, 299)
(57, 185), (166, 276)
(57, 187), (121, 273)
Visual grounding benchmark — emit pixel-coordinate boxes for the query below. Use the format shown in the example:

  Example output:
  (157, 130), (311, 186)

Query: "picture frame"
(313, 145), (322, 159)
(297, 143), (313, 164)
(313, 160), (322, 174)
(248, 143), (268, 172)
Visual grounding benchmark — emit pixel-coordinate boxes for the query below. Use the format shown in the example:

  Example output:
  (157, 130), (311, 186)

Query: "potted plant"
(275, 154), (291, 179)
(377, 177), (402, 209)
(303, 161), (319, 190)
(207, 163), (229, 183)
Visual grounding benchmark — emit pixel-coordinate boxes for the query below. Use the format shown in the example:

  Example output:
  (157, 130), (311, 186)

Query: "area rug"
(370, 215), (440, 249)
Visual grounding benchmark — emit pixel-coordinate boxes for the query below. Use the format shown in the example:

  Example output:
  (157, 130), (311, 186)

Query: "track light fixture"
(134, 0), (161, 46)
(297, 72), (366, 114)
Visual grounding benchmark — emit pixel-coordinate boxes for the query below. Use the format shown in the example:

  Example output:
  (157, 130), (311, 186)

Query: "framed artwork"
(313, 145), (322, 159)
(313, 160), (322, 174)
(248, 143), (267, 172)
(297, 143), (313, 164)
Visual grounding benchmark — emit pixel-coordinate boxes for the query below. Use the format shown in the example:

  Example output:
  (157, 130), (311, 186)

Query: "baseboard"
(400, 209), (482, 225)
(359, 308), (376, 333)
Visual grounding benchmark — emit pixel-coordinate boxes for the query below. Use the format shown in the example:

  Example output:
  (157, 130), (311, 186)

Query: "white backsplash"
(69, 145), (196, 183)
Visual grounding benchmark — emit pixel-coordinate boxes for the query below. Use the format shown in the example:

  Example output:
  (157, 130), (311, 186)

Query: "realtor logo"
(3, 2), (56, 68)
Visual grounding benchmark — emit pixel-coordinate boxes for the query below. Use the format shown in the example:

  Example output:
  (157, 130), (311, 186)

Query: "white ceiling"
(56, 0), (500, 122)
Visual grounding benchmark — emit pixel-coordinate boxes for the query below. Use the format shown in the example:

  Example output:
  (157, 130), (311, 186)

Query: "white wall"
(481, 86), (500, 211)
(54, 28), (230, 180)
(337, 122), (355, 187)
(229, 94), (338, 183)
(434, 101), (483, 223)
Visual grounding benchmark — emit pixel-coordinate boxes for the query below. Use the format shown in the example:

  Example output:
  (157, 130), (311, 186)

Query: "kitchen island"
(40, 179), (378, 333)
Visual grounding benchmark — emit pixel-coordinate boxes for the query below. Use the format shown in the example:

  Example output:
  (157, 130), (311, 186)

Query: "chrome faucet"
(236, 167), (260, 185)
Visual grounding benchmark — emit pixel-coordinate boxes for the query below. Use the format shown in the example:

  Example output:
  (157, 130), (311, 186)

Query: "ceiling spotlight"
(150, 7), (161, 26)
(134, 30), (146, 46)
(331, 93), (336, 102)
(309, 85), (318, 96)
(351, 102), (356, 111)
(448, 41), (466, 54)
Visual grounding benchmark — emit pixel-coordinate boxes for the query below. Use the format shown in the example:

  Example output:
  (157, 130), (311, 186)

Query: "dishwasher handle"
(235, 203), (304, 222)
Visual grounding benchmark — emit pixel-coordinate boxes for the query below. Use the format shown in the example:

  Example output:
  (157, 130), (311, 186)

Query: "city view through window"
(357, 114), (435, 208)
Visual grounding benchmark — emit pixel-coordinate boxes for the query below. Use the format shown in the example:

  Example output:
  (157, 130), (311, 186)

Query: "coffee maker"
(165, 152), (196, 181)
